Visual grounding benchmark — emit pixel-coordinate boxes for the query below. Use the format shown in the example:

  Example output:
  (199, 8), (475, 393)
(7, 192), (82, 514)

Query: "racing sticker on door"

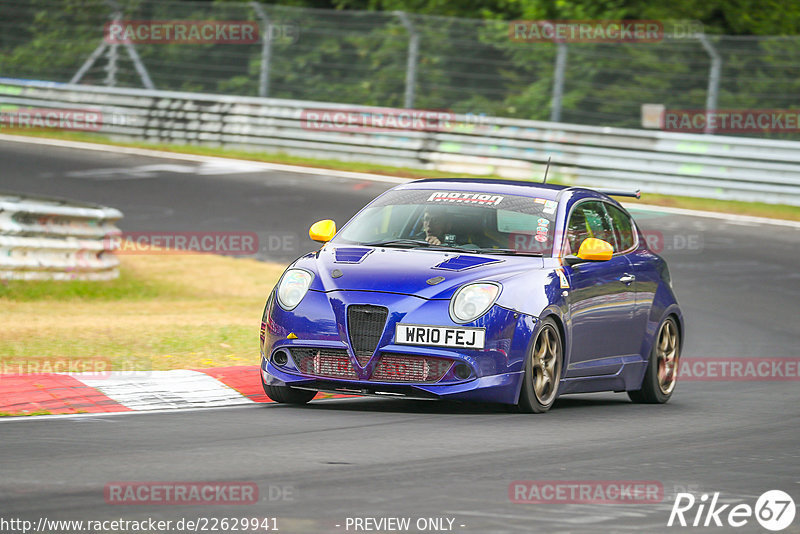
(556, 268), (570, 288)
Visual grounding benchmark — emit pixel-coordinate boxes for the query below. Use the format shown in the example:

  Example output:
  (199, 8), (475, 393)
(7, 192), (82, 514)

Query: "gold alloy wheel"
(656, 319), (680, 395)
(532, 325), (561, 404)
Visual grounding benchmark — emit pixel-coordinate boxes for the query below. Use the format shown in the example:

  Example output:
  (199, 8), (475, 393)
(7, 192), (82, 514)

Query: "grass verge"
(4, 128), (799, 221)
(0, 410), (55, 417)
(0, 254), (286, 371)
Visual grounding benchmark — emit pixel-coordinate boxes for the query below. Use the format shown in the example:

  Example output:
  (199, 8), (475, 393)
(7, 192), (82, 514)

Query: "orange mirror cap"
(309, 219), (336, 243)
(577, 238), (613, 261)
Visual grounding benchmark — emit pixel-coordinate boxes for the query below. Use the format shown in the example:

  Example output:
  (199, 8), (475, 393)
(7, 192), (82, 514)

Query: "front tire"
(262, 377), (316, 405)
(629, 316), (680, 404)
(516, 318), (563, 413)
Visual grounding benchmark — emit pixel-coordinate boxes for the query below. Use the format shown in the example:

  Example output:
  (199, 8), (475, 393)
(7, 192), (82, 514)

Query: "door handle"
(619, 274), (635, 284)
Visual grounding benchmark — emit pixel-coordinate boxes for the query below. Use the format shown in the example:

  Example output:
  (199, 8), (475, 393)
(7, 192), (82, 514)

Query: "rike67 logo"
(668, 490), (796, 531)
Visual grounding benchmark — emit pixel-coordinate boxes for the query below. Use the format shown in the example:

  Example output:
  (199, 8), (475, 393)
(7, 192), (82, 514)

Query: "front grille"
(347, 305), (388, 366)
(290, 348), (358, 380)
(371, 354), (454, 383)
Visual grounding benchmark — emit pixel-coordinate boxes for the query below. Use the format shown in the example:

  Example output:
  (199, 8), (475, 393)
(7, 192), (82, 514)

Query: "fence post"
(550, 42), (567, 122)
(122, 35), (155, 89)
(251, 1), (272, 98)
(395, 11), (419, 109)
(698, 34), (722, 134)
(70, 42), (108, 85)
(71, 1), (154, 89)
(104, 11), (120, 87)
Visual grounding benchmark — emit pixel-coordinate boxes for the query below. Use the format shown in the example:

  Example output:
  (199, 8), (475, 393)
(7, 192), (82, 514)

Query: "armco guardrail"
(2, 78), (800, 205)
(0, 192), (122, 281)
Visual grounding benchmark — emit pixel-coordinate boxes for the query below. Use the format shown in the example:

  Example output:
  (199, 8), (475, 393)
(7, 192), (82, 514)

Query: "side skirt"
(558, 360), (648, 395)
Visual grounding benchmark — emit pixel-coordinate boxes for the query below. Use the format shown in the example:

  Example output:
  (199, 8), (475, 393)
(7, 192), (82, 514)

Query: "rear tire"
(516, 318), (563, 413)
(262, 378), (316, 405)
(629, 316), (680, 404)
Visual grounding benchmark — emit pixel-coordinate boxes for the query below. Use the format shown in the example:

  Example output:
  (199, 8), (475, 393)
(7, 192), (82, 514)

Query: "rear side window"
(566, 201), (616, 254)
(603, 204), (636, 252)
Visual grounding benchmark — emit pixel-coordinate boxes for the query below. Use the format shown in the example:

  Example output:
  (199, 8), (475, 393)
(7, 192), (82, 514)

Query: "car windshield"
(333, 189), (558, 255)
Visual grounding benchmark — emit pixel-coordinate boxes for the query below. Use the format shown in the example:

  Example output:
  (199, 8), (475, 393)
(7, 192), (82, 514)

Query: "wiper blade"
(471, 248), (544, 256)
(364, 239), (475, 253)
(364, 239), (431, 248)
(425, 244), (476, 252)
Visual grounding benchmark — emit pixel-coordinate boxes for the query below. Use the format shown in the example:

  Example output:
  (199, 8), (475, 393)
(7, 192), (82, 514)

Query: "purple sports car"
(259, 178), (682, 413)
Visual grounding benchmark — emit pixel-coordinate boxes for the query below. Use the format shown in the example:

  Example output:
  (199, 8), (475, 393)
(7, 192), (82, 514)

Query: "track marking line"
(73, 370), (253, 411)
(0, 373), (130, 415)
(0, 133), (407, 184)
(3, 133), (795, 226)
(624, 203), (800, 228)
(0, 395), (366, 423)
(0, 403), (267, 422)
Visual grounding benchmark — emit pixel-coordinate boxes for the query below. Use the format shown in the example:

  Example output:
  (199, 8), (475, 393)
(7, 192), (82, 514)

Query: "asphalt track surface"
(1, 139), (799, 534)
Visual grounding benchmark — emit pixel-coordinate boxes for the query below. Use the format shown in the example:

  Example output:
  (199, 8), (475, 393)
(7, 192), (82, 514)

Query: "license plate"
(395, 324), (486, 349)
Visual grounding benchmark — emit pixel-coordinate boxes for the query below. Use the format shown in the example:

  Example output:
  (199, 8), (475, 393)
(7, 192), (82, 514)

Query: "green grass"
(1, 254), (286, 371)
(631, 193), (800, 221)
(0, 410), (55, 417)
(0, 266), (180, 301)
(0, 325), (254, 369)
(7, 128), (799, 221)
(3, 128), (462, 180)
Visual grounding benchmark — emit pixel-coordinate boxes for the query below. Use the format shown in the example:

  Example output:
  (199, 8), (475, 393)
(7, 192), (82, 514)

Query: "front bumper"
(262, 359), (524, 404)
(261, 289), (538, 405)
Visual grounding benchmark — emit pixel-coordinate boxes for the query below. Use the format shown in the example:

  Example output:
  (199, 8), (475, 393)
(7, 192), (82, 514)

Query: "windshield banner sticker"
(427, 192), (504, 206)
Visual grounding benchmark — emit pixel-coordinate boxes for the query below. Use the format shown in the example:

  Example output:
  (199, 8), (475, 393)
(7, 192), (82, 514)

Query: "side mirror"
(577, 238), (614, 261)
(309, 219), (336, 243)
(564, 238), (614, 264)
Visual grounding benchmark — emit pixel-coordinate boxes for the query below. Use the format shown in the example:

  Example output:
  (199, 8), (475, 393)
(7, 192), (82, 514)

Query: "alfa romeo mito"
(259, 179), (682, 413)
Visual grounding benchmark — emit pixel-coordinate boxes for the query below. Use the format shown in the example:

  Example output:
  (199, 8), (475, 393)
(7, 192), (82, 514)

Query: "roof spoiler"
(597, 189), (641, 199)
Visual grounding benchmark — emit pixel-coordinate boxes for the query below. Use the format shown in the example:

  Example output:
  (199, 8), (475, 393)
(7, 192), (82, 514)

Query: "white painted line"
(624, 202), (800, 229)
(0, 395), (364, 423)
(1, 133), (796, 226)
(0, 133), (407, 184)
(0, 403), (266, 423)
(74, 370), (252, 411)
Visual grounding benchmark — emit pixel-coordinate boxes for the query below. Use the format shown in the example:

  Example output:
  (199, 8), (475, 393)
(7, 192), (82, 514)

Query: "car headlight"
(277, 269), (313, 310)
(450, 282), (501, 323)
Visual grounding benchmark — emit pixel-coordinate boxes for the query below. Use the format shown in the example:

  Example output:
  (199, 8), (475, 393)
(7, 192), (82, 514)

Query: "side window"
(566, 201), (615, 254)
(603, 204), (636, 252)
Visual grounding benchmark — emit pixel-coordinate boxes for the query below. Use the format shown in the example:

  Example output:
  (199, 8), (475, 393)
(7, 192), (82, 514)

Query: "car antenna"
(542, 156), (551, 184)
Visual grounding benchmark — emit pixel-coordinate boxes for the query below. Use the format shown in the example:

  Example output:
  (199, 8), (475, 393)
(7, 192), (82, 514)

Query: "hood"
(295, 245), (546, 300)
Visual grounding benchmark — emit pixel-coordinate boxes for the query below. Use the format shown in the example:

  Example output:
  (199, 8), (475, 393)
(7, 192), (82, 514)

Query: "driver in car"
(422, 208), (454, 245)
